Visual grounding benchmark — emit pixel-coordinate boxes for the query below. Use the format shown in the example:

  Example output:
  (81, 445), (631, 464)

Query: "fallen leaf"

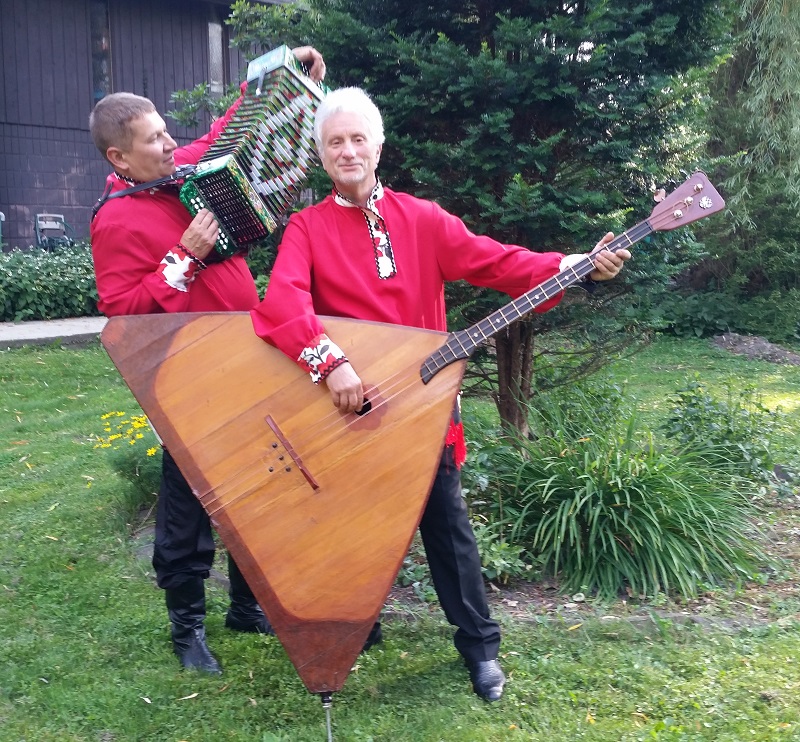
(177, 692), (198, 701)
(141, 697), (151, 704)
(567, 623), (583, 631)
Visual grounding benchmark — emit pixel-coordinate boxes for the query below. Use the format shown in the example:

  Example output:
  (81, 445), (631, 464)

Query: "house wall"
(0, 0), (250, 250)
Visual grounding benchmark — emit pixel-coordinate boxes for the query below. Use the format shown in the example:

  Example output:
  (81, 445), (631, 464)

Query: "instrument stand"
(320, 692), (334, 742)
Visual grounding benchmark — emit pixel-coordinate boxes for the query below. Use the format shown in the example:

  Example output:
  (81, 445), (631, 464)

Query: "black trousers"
(419, 445), (501, 664)
(152, 449), (216, 590)
(153, 446), (501, 662)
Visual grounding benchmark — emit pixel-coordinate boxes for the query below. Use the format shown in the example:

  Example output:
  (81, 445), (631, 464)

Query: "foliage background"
(0, 244), (100, 323)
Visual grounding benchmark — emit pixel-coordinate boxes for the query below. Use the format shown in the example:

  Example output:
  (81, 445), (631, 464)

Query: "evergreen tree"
(228, 0), (736, 433)
(673, 0), (800, 342)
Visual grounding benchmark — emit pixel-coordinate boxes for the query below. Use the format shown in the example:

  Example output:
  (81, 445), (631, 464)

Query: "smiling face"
(319, 111), (382, 205)
(108, 111), (178, 182)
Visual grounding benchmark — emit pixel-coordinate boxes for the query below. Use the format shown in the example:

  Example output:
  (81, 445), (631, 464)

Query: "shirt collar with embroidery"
(332, 180), (397, 280)
(113, 171), (181, 194)
(333, 179), (384, 212)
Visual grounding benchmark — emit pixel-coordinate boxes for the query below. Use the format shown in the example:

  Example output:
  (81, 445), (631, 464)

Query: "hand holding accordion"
(179, 46), (329, 262)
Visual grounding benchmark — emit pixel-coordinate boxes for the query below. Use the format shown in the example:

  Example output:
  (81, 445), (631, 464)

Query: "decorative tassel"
(444, 419), (467, 470)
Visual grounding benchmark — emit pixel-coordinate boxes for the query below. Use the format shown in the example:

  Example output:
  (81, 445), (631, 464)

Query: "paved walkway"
(0, 316), (108, 349)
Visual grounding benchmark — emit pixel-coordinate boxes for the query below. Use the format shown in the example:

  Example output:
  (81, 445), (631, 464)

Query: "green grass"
(2, 338), (800, 741)
(606, 336), (800, 458)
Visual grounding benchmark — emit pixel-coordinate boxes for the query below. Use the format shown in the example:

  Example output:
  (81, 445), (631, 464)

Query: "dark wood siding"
(108, 0), (211, 141)
(0, 0), (251, 250)
(1, 0), (94, 129)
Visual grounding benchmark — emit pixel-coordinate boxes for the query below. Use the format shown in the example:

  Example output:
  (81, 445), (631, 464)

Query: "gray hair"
(313, 87), (385, 151)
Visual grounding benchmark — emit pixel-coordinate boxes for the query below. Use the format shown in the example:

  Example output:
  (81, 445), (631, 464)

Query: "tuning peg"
(653, 188), (666, 203)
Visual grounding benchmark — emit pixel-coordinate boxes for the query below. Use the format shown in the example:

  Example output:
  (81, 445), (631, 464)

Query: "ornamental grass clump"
(490, 387), (767, 601)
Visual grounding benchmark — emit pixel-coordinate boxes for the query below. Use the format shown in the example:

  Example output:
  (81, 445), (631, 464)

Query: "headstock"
(648, 171), (725, 232)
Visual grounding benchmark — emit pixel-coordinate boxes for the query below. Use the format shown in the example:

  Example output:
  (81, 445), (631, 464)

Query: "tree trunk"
(493, 321), (534, 438)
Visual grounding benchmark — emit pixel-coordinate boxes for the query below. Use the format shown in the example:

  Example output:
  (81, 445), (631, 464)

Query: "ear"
(375, 143), (383, 164)
(106, 146), (130, 173)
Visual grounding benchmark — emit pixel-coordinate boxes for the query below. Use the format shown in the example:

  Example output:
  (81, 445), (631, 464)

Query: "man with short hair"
(89, 47), (326, 674)
(251, 86), (630, 701)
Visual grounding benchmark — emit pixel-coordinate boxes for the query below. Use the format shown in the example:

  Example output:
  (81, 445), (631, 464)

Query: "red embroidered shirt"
(252, 184), (565, 360)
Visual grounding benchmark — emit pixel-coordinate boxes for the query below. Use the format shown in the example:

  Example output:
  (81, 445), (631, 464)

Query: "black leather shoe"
(225, 607), (275, 635)
(226, 558), (276, 635)
(165, 578), (222, 674)
(466, 659), (505, 702)
(172, 626), (222, 674)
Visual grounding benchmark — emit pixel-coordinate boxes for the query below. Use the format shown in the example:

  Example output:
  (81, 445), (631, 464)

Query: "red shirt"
(252, 185), (565, 363)
(91, 93), (259, 317)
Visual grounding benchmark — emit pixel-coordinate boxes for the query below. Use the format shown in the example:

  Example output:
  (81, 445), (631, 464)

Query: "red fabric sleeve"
(250, 216), (326, 359)
(430, 201), (564, 308)
(92, 224), (194, 315)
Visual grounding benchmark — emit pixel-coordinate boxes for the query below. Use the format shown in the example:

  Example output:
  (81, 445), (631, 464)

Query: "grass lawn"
(2, 337), (800, 741)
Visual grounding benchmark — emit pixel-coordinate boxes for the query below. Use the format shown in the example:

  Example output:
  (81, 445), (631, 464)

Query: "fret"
(438, 344), (458, 363)
(452, 331), (474, 355)
(419, 217), (657, 384)
(468, 327), (485, 343)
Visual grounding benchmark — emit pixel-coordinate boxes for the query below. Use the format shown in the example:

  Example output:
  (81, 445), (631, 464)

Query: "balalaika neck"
(420, 219), (653, 383)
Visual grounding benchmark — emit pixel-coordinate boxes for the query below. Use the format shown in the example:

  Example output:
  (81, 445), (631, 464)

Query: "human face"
(319, 111), (382, 205)
(114, 111), (178, 182)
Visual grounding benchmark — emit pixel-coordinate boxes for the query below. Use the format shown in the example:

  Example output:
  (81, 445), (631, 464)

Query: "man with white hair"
(251, 86), (630, 701)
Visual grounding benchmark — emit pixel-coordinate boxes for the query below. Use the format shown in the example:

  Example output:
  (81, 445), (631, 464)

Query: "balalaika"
(179, 45), (328, 261)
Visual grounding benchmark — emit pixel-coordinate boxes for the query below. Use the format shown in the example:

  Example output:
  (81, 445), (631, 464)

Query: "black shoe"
(360, 622), (383, 653)
(172, 626), (222, 674)
(225, 607), (275, 635)
(226, 558), (276, 635)
(466, 659), (505, 702)
(165, 579), (222, 674)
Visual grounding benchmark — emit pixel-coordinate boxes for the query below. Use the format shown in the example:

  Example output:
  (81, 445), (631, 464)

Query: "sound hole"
(354, 397), (372, 416)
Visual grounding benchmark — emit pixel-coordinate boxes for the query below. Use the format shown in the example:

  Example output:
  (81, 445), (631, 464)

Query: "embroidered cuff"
(158, 246), (201, 292)
(298, 334), (348, 384)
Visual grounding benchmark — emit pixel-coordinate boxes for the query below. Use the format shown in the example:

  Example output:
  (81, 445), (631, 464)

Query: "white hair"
(313, 87), (385, 151)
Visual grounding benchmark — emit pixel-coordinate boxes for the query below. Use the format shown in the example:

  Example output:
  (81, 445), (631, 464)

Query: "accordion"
(179, 46), (328, 260)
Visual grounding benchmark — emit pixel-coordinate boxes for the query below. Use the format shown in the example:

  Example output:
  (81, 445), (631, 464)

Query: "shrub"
(0, 243), (99, 321)
(661, 377), (780, 480)
(657, 289), (800, 343)
(492, 419), (765, 601)
(465, 379), (768, 601)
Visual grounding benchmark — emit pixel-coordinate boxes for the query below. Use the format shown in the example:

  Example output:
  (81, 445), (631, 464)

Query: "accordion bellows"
(180, 46), (328, 259)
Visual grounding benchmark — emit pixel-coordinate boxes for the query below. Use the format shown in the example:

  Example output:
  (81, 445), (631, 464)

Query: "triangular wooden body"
(101, 312), (466, 693)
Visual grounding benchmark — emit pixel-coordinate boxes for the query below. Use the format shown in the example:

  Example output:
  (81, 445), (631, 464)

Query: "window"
(90, 0), (111, 101)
